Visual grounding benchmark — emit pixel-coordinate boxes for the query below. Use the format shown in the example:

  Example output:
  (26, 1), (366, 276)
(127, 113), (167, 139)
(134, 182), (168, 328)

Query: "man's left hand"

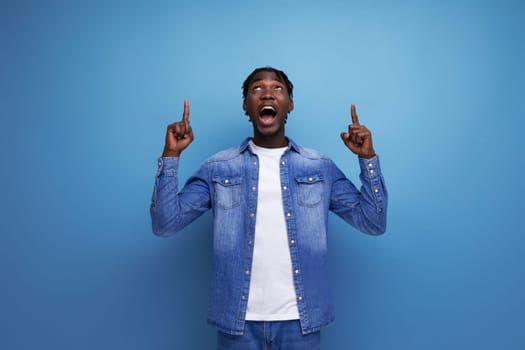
(340, 103), (376, 159)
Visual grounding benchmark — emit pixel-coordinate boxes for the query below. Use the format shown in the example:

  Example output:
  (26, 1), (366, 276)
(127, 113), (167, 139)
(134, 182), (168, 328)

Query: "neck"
(251, 135), (288, 149)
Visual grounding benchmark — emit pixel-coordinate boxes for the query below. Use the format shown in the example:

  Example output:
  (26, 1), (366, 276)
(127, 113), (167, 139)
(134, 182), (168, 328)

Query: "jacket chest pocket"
(212, 175), (242, 209)
(295, 174), (324, 207)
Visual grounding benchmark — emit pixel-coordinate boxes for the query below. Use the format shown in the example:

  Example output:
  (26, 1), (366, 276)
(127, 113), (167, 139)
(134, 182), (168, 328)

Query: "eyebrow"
(250, 78), (285, 85)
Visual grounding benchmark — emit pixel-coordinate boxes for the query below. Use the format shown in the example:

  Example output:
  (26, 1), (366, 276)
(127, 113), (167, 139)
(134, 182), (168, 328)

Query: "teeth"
(261, 106), (276, 112)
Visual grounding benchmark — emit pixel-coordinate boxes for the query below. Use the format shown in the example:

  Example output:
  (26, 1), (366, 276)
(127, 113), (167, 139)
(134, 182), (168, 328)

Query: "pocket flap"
(295, 174), (323, 184)
(212, 175), (242, 186)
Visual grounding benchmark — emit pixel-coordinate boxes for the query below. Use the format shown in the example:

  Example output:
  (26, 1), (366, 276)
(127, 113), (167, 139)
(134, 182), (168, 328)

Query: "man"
(150, 67), (387, 349)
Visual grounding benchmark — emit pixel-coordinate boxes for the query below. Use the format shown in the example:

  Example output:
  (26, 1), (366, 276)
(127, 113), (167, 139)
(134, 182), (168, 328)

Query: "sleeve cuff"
(157, 157), (179, 176)
(358, 155), (381, 179)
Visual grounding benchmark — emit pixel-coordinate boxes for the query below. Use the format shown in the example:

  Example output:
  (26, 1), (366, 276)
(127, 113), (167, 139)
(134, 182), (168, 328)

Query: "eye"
(274, 86), (283, 91)
(253, 86), (262, 91)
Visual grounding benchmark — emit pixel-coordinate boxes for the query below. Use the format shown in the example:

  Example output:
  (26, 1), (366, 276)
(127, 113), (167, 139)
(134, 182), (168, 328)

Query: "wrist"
(360, 152), (376, 159)
(359, 147), (376, 159)
(162, 149), (181, 158)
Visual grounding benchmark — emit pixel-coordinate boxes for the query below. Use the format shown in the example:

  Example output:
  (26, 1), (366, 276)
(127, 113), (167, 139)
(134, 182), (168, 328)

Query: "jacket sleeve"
(150, 157), (211, 236)
(329, 156), (388, 235)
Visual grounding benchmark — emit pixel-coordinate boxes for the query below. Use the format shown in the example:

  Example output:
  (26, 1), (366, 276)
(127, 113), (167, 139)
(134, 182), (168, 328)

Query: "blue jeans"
(217, 320), (321, 350)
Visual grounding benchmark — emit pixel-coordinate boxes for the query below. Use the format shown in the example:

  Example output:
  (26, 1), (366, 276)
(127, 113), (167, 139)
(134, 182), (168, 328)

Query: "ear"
(243, 100), (247, 112)
(288, 100), (294, 112)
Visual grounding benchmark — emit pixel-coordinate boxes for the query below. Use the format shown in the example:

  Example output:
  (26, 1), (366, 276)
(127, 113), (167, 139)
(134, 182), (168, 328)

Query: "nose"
(261, 87), (275, 100)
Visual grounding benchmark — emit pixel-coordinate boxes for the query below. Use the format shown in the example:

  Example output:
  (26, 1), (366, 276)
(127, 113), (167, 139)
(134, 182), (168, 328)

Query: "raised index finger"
(350, 103), (360, 125)
(182, 99), (190, 125)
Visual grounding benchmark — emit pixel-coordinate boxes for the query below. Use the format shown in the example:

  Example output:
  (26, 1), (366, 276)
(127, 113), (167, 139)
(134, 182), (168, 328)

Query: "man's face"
(243, 71), (294, 143)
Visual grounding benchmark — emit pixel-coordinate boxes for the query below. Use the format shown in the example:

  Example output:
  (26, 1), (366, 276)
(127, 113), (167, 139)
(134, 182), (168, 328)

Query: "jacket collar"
(239, 137), (301, 154)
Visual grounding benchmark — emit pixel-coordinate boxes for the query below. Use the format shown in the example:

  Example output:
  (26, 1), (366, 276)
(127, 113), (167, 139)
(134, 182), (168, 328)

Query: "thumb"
(340, 132), (351, 145)
(340, 132), (359, 153)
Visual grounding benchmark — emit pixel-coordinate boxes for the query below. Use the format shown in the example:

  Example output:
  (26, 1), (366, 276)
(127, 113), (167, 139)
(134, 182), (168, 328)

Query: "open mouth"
(259, 105), (277, 124)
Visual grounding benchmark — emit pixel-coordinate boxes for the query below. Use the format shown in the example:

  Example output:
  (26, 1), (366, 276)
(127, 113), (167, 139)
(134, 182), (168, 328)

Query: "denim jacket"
(150, 138), (387, 335)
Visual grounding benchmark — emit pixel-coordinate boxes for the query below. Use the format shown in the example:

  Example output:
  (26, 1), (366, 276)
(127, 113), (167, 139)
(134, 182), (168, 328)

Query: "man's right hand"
(162, 99), (194, 157)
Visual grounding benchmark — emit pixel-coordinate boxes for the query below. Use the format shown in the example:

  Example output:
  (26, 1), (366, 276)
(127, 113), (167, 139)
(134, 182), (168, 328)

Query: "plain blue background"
(2, 0), (524, 349)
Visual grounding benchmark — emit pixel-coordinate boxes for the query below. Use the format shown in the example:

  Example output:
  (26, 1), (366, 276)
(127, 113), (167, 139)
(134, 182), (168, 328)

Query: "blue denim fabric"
(218, 320), (320, 350)
(150, 138), (387, 335)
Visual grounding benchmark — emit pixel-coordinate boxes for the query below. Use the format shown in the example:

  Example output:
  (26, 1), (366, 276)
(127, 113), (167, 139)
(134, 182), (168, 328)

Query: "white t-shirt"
(245, 141), (299, 321)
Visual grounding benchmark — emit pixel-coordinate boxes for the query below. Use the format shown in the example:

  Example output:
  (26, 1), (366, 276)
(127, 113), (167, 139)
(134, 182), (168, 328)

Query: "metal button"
(224, 179), (229, 184)
(290, 239), (295, 245)
(252, 186), (256, 191)
(283, 186), (288, 190)
(374, 188), (379, 193)
(294, 269), (300, 274)
(297, 296), (303, 301)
